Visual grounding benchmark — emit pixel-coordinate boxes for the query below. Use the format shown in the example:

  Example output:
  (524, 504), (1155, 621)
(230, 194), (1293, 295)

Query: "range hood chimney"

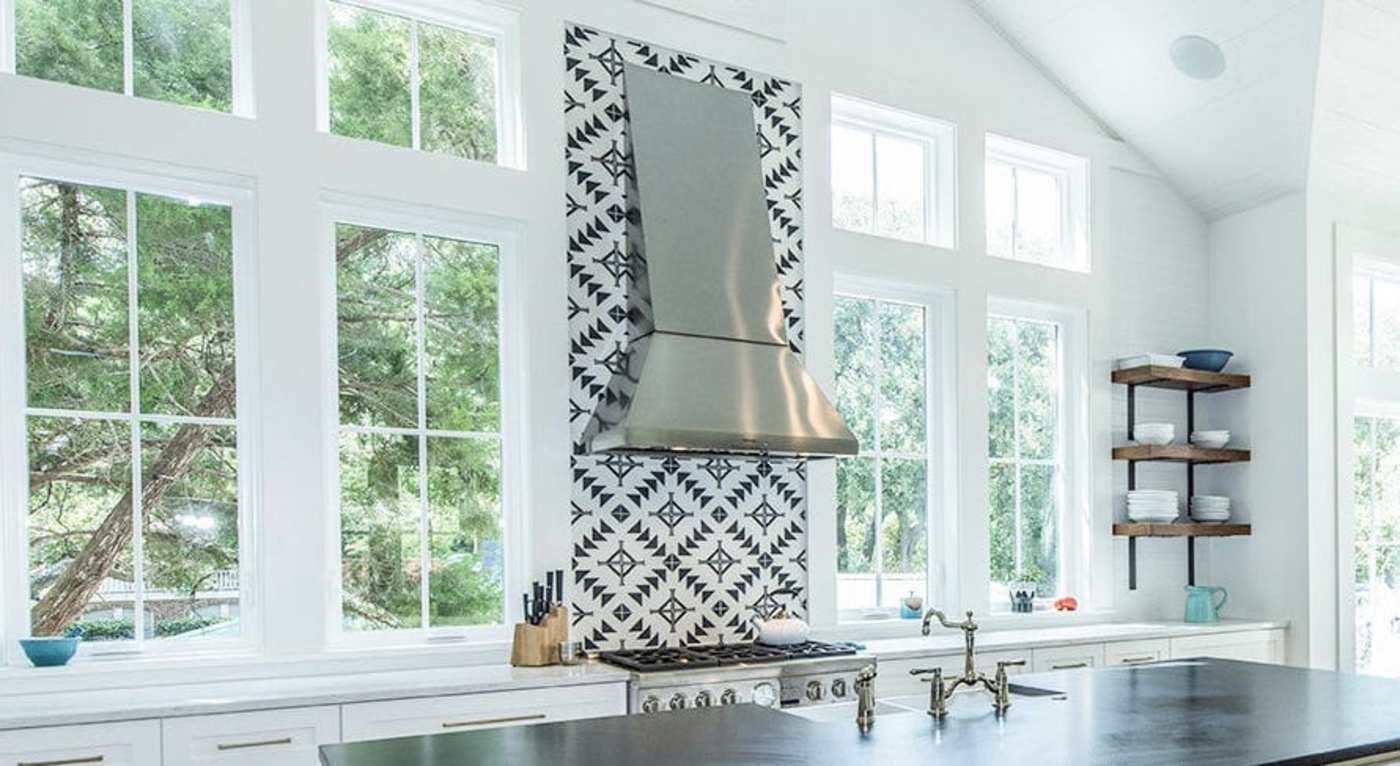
(586, 65), (858, 460)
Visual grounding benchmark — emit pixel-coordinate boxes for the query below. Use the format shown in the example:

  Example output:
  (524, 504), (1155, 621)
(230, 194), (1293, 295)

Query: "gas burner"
(599, 640), (856, 673)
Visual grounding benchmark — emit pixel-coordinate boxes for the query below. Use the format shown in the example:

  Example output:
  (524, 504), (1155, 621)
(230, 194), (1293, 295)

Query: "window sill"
(0, 640), (513, 697)
(811, 608), (1117, 642)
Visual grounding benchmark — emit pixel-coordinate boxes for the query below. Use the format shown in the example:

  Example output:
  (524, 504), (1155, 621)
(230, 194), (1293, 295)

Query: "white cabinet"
(340, 682), (627, 743)
(875, 650), (1030, 698)
(0, 720), (161, 766)
(1104, 639), (1170, 666)
(161, 706), (340, 766)
(1031, 643), (1105, 673)
(1169, 629), (1285, 663)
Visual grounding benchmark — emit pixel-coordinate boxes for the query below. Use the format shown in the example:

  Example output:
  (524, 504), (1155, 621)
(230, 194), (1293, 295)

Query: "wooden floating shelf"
(1112, 365), (1251, 393)
(1113, 522), (1252, 538)
(1112, 444), (1250, 464)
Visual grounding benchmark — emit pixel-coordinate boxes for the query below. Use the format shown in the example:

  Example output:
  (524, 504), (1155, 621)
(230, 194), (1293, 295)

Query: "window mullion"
(122, 0), (134, 96)
(1011, 321), (1023, 580)
(1370, 277), (1377, 366)
(869, 130), (880, 236)
(1010, 166), (1020, 261)
(414, 234), (430, 630)
(125, 189), (145, 648)
(1, 0), (15, 73)
(871, 299), (885, 607)
(409, 19), (422, 152)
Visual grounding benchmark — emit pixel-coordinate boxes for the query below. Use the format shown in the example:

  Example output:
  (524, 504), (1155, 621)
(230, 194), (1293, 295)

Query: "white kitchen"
(0, 0), (1394, 764)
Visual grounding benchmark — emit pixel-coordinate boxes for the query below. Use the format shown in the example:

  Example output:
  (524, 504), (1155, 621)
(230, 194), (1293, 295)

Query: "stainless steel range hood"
(586, 65), (857, 459)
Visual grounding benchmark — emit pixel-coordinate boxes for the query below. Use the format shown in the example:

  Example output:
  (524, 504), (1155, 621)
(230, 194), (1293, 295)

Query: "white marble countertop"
(861, 618), (1286, 660)
(0, 620), (1285, 731)
(0, 661), (631, 731)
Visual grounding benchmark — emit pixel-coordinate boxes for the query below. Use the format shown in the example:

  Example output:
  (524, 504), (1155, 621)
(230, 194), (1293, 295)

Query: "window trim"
(830, 93), (957, 249)
(0, 0), (254, 116)
(315, 0), (524, 169)
(984, 296), (1090, 614)
(0, 148), (261, 664)
(832, 277), (955, 624)
(985, 133), (1090, 273)
(320, 193), (526, 649)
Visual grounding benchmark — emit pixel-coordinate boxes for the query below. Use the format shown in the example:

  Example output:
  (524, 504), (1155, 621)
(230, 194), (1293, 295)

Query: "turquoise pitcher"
(1184, 585), (1227, 623)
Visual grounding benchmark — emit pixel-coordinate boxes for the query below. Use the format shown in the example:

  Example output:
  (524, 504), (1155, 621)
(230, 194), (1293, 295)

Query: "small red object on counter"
(1054, 596), (1079, 612)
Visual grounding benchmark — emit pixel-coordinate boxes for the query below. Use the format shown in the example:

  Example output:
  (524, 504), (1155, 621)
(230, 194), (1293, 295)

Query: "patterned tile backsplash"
(564, 23), (808, 650)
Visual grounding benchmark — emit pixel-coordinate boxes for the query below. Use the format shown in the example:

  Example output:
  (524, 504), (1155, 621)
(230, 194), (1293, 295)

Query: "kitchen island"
(319, 659), (1400, 765)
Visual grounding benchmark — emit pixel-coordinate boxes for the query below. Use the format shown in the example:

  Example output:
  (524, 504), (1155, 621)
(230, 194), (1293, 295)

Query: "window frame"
(0, 0), (254, 116)
(985, 133), (1090, 273)
(0, 148), (261, 664)
(829, 93), (957, 249)
(314, 0), (524, 169)
(320, 194), (526, 649)
(984, 297), (1090, 613)
(832, 278), (953, 623)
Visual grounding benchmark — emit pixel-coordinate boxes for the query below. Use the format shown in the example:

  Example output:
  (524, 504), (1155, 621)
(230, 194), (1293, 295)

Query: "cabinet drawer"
(0, 720), (160, 766)
(1169, 629), (1285, 663)
(876, 650), (1030, 698)
(1104, 639), (1169, 666)
(341, 683), (627, 743)
(1031, 644), (1104, 673)
(162, 706), (339, 766)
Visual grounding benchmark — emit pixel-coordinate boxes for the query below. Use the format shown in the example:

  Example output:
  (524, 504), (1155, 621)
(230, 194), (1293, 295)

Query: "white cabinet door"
(1169, 629), (1285, 663)
(1103, 639), (1170, 666)
(161, 706), (340, 766)
(340, 682), (627, 743)
(875, 650), (1031, 698)
(1031, 643), (1105, 673)
(0, 720), (161, 766)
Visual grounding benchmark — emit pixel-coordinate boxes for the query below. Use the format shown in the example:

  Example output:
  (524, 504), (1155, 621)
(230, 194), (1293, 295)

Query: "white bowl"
(1117, 354), (1186, 370)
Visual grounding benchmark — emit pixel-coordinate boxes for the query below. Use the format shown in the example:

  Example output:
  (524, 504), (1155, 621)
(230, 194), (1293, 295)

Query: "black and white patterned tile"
(564, 23), (807, 650)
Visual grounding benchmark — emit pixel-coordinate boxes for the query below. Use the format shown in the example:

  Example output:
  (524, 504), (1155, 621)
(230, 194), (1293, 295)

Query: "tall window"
(985, 134), (1089, 271)
(9, 173), (247, 650)
(830, 94), (956, 247)
(987, 313), (1062, 605)
(9, 0), (244, 113)
(1354, 414), (1400, 677)
(322, 0), (520, 166)
(334, 220), (506, 636)
(833, 291), (930, 617)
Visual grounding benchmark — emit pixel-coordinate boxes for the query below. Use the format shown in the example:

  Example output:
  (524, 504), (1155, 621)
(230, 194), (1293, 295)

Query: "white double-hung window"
(0, 156), (256, 658)
(832, 286), (945, 619)
(985, 134), (1089, 272)
(327, 200), (521, 644)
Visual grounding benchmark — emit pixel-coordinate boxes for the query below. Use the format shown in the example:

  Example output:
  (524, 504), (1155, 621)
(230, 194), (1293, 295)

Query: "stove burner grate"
(598, 640), (857, 672)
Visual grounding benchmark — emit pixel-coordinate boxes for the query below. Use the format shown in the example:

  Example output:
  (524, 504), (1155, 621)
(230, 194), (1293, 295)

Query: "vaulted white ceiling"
(972, 0), (1324, 221)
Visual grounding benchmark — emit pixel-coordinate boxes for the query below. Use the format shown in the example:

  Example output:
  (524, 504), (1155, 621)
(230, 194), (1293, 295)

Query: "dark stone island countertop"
(320, 659), (1400, 766)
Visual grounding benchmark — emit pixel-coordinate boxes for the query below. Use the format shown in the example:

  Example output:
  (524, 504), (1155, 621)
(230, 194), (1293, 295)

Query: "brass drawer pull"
(1051, 661), (1090, 670)
(442, 713), (546, 729)
(216, 736), (294, 751)
(19, 757), (104, 766)
(1121, 655), (1157, 664)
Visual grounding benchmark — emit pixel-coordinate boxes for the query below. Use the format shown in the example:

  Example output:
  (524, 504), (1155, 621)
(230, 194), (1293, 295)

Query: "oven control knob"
(694, 690), (713, 707)
(669, 693), (688, 710)
(806, 680), (824, 701)
(831, 678), (847, 698)
(752, 682), (778, 708)
(641, 695), (661, 714)
(720, 689), (738, 706)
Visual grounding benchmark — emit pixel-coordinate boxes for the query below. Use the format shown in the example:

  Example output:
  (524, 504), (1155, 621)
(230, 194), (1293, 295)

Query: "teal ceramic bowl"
(19, 637), (80, 667)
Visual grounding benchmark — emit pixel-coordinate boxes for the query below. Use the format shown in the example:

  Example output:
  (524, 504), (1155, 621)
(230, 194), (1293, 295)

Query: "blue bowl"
(1177, 349), (1233, 372)
(19, 637), (80, 667)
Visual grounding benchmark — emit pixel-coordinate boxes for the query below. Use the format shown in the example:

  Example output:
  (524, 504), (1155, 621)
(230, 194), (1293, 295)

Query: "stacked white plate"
(1135, 423), (1175, 446)
(1116, 354), (1186, 370)
(1127, 490), (1179, 522)
(1190, 430), (1231, 449)
(1190, 495), (1231, 523)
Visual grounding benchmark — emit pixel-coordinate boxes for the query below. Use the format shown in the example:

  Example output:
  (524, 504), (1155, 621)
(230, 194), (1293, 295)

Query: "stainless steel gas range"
(597, 641), (872, 713)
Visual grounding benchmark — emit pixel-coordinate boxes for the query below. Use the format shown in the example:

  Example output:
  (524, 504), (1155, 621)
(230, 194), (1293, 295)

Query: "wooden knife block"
(510, 606), (569, 667)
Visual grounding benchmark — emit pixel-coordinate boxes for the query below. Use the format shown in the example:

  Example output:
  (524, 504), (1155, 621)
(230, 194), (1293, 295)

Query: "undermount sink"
(780, 701), (916, 723)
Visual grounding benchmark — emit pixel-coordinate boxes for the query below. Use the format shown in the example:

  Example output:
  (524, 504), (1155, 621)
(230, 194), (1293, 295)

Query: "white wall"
(1202, 193), (1312, 666)
(0, 0), (1219, 688)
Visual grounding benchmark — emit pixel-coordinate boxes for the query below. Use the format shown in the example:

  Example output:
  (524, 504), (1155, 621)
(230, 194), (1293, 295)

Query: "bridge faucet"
(913, 609), (1024, 717)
